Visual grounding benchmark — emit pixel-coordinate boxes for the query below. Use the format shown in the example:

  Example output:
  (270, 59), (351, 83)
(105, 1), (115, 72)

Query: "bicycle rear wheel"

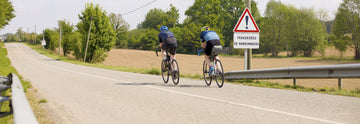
(203, 61), (211, 86)
(161, 60), (169, 84)
(171, 60), (180, 85)
(215, 60), (224, 88)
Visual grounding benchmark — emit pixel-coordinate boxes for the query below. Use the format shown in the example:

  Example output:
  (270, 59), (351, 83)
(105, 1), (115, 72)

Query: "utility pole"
(246, 0), (252, 70)
(34, 25), (36, 44)
(27, 28), (29, 42)
(84, 15), (93, 62)
(59, 23), (61, 55)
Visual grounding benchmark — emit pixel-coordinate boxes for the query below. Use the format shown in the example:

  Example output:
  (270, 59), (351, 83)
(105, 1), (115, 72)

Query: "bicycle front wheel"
(203, 61), (211, 86)
(171, 60), (180, 85)
(215, 60), (224, 88)
(161, 60), (169, 84)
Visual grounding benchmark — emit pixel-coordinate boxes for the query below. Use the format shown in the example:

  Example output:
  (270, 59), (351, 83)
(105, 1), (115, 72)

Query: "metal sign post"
(233, 4), (260, 70)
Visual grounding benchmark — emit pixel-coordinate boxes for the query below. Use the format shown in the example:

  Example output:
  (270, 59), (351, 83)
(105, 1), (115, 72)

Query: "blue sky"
(1, 0), (342, 35)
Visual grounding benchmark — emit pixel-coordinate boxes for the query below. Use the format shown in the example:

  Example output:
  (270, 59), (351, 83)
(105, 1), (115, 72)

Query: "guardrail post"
(338, 78), (343, 89)
(293, 78), (297, 86)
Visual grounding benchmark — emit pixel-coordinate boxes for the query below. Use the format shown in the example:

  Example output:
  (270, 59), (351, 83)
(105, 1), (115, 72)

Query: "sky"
(1, 0), (343, 35)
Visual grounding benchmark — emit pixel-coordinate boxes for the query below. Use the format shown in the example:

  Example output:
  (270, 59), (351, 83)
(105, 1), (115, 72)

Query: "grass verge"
(0, 42), (51, 124)
(0, 42), (29, 123)
(228, 79), (360, 97)
(26, 43), (360, 97)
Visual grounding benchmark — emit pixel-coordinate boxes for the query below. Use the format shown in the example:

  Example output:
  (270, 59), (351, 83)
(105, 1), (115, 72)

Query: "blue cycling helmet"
(160, 26), (168, 32)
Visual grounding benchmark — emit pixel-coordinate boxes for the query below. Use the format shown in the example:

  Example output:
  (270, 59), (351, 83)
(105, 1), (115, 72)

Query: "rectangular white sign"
(233, 32), (259, 49)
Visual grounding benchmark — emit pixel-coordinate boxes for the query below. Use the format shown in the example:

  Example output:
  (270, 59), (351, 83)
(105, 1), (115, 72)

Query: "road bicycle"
(197, 47), (224, 88)
(156, 50), (180, 85)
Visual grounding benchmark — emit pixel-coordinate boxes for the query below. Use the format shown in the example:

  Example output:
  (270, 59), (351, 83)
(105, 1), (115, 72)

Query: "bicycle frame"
(198, 49), (224, 88)
(198, 49), (218, 76)
(156, 49), (172, 71)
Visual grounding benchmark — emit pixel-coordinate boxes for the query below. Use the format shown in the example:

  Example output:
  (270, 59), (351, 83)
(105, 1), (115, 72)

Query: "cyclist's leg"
(204, 55), (210, 67)
(205, 41), (213, 67)
(215, 56), (222, 72)
(165, 37), (178, 71)
(169, 45), (177, 71)
(161, 42), (169, 61)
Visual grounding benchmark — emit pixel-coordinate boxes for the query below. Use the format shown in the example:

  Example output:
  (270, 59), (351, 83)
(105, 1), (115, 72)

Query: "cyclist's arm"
(201, 42), (206, 49)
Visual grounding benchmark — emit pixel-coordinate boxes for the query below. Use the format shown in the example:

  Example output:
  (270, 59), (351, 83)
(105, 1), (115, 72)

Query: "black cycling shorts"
(162, 37), (177, 55)
(205, 39), (220, 56)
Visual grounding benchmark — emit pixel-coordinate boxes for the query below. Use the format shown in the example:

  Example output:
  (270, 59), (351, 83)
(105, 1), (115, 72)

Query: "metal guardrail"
(0, 73), (38, 124)
(224, 63), (360, 89)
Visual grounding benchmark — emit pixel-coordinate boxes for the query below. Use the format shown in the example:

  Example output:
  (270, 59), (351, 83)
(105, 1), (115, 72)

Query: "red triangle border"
(233, 8), (260, 33)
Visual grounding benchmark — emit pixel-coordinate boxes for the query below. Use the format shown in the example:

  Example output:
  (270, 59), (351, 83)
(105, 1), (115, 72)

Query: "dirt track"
(104, 48), (360, 90)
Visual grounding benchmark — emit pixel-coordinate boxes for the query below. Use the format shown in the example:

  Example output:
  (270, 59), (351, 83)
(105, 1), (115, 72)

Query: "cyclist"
(200, 26), (222, 73)
(158, 26), (178, 72)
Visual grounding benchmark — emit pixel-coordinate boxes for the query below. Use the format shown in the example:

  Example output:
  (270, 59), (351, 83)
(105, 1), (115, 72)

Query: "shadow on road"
(115, 82), (209, 88)
(43, 59), (61, 61)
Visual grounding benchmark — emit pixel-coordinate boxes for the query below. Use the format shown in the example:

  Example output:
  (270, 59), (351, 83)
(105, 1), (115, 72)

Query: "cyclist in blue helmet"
(158, 26), (178, 71)
(200, 26), (222, 72)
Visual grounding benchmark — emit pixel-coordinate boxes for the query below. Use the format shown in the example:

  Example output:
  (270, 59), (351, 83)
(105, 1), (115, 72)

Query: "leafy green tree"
(109, 13), (130, 48)
(139, 8), (166, 30)
(166, 4), (179, 28)
(0, 0), (15, 31)
(261, 0), (288, 56)
(261, 0), (327, 57)
(15, 28), (25, 42)
(4, 33), (16, 42)
(44, 28), (59, 50)
(76, 3), (116, 63)
(139, 4), (179, 30)
(139, 29), (158, 50)
(71, 31), (83, 59)
(334, 0), (360, 60)
(182, 23), (202, 53)
(58, 20), (74, 56)
(127, 29), (144, 49)
(330, 34), (351, 58)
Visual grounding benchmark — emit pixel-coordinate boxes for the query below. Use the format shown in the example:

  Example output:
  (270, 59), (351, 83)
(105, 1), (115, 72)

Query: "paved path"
(5, 43), (360, 124)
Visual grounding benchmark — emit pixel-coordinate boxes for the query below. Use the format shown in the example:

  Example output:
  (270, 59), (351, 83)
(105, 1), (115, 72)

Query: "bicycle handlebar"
(197, 49), (204, 56)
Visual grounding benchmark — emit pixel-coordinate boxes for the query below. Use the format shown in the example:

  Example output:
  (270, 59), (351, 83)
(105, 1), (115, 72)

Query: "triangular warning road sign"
(233, 8), (259, 32)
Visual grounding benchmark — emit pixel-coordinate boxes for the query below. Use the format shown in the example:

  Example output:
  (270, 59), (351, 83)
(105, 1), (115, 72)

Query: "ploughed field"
(103, 48), (360, 90)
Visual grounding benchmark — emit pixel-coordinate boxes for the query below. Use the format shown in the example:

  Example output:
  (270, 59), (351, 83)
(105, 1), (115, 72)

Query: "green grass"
(228, 79), (360, 97)
(0, 42), (14, 124)
(38, 99), (48, 103)
(253, 54), (360, 62)
(0, 42), (34, 124)
(25, 43), (360, 97)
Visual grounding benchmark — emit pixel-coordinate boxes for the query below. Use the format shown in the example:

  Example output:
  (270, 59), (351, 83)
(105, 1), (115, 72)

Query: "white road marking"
(13, 43), (344, 124)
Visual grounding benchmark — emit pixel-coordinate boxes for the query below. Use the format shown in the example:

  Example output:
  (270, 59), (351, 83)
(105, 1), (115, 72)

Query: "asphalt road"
(5, 43), (360, 124)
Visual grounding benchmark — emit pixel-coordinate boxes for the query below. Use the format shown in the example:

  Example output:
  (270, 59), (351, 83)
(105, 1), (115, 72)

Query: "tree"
(109, 13), (130, 48)
(166, 4), (179, 28)
(185, 0), (225, 40)
(330, 34), (351, 58)
(44, 28), (59, 50)
(15, 28), (24, 42)
(76, 3), (116, 63)
(0, 0), (15, 31)
(127, 29), (145, 49)
(261, 0), (327, 57)
(139, 4), (179, 30)
(334, 0), (360, 60)
(261, 0), (288, 56)
(139, 29), (158, 50)
(58, 20), (74, 56)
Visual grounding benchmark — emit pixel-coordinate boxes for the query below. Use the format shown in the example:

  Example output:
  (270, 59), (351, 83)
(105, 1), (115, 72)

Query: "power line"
(122, 0), (157, 16)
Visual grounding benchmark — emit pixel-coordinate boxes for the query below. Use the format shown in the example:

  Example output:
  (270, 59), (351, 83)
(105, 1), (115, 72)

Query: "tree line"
(2, 0), (360, 62)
